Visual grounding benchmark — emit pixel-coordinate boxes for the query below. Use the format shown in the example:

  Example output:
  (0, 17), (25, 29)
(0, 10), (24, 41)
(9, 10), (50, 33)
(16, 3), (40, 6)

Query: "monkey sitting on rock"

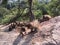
(43, 15), (52, 21)
(9, 22), (16, 31)
(8, 21), (38, 36)
(16, 26), (26, 36)
(38, 15), (52, 23)
(15, 23), (37, 37)
(24, 23), (37, 32)
(8, 21), (24, 31)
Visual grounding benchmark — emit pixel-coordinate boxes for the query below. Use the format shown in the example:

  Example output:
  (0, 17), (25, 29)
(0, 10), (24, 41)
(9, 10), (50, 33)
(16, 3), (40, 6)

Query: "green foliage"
(33, 0), (48, 15)
(0, 0), (60, 24)
(0, 7), (10, 24)
(33, 10), (42, 19)
(0, 7), (10, 17)
(0, 7), (18, 24)
(47, 0), (60, 16)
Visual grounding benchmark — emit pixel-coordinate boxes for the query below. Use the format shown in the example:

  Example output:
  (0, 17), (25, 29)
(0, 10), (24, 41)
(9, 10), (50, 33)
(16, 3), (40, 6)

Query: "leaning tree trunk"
(28, 0), (35, 21)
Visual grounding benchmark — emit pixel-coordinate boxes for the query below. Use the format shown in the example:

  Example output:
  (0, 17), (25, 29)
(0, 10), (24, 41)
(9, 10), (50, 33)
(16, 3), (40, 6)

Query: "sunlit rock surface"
(0, 16), (60, 45)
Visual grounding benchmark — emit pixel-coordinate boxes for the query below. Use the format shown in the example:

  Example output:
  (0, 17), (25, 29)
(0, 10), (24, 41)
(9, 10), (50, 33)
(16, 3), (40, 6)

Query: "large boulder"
(29, 16), (60, 45)
(0, 16), (60, 45)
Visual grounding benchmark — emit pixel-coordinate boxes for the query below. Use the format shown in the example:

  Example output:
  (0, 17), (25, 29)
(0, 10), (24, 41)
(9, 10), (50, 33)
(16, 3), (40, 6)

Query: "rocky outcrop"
(0, 16), (60, 45)
(29, 16), (60, 45)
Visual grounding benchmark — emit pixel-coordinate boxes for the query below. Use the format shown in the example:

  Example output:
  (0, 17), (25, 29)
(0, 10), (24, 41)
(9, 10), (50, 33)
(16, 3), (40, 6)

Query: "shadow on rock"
(22, 31), (37, 45)
(13, 29), (37, 45)
(13, 34), (22, 45)
(43, 42), (57, 45)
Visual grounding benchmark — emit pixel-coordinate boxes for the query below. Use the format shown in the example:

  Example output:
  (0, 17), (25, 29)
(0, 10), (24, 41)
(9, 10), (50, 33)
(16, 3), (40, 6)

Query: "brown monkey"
(24, 23), (32, 28)
(30, 20), (42, 32)
(16, 26), (27, 36)
(13, 21), (38, 36)
(9, 22), (16, 31)
(15, 25), (37, 36)
(21, 26), (37, 35)
(38, 15), (52, 23)
(43, 15), (52, 21)
(24, 22), (38, 33)
(20, 26), (26, 36)
(15, 21), (20, 26)
(30, 20), (40, 28)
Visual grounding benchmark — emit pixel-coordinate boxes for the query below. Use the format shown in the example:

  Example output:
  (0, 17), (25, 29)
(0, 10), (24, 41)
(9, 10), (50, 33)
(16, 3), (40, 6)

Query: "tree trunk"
(28, 0), (35, 21)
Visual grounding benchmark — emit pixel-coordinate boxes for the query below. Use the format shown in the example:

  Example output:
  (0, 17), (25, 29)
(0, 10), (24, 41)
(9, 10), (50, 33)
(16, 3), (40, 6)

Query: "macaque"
(15, 21), (20, 26)
(38, 15), (52, 23)
(9, 21), (38, 36)
(9, 22), (16, 31)
(15, 23), (37, 36)
(15, 26), (26, 36)
(24, 23), (32, 28)
(30, 20), (40, 28)
(43, 15), (52, 21)
(20, 27), (26, 36)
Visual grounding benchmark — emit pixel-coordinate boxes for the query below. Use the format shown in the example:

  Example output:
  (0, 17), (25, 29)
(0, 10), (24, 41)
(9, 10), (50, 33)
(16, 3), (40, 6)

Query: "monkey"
(15, 21), (20, 26)
(9, 25), (13, 31)
(38, 15), (52, 23)
(24, 23), (38, 33)
(24, 23), (32, 29)
(15, 24), (37, 37)
(30, 20), (40, 27)
(20, 26), (26, 36)
(43, 15), (52, 21)
(9, 22), (16, 31)
(20, 22), (25, 27)
(8, 21), (26, 32)
(15, 26), (27, 37)
(8, 21), (38, 36)
(21, 26), (37, 36)
(29, 20), (42, 32)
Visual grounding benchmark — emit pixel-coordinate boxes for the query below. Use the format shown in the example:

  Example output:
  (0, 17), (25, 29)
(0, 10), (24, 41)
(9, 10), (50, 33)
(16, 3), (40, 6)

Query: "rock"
(0, 16), (60, 45)
(29, 16), (60, 45)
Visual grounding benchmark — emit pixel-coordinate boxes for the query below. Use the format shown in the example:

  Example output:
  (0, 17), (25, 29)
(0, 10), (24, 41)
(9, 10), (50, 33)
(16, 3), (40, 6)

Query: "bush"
(0, 7), (18, 24)
(47, 0), (60, 17)
(0, 7), (10, 17)
(33, 10), (43, 19)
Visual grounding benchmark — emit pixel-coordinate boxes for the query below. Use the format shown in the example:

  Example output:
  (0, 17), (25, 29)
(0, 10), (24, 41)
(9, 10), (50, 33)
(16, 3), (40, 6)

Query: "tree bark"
(28, 0), (35, 21)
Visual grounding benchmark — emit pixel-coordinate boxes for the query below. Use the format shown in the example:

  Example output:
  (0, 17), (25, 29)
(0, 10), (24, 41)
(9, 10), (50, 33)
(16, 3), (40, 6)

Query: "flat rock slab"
(0, 32), (19, 45)
(0, 30), (36, 45)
